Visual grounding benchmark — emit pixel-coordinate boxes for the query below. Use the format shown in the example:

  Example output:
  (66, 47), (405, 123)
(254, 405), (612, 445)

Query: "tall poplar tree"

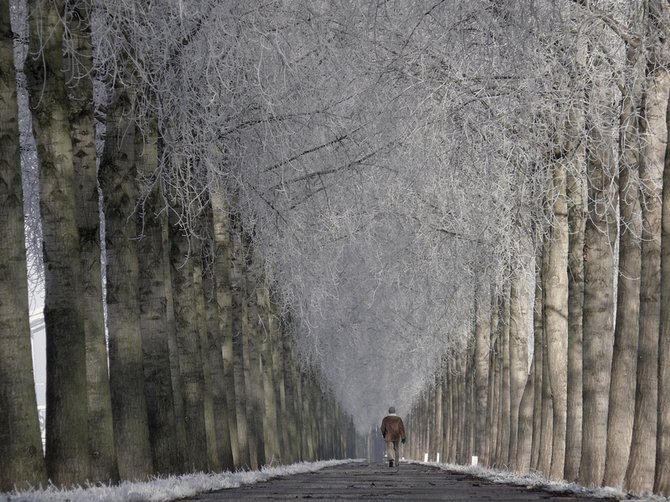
(604, 42), (643, 489)
(168, 210), (209, 472)
(100, 83), (154, 480)
(137, 122), (180, 475)
(625, 32), (670, 499)
(230, 223), (251, 467)
(578, 90), (618, 488)
(64, 0), (117, 483)
(508, 272), (528, 467)
(656, 79), (670, 497)
(210, 189), (239, 467)
(545, 156), (569, 480)
(25, 0), (89, 485)
(0, 0), (47, 488)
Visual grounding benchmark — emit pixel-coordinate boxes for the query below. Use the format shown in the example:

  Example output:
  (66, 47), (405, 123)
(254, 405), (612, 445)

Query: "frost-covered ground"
(417, 460), (668, 501)
(0, 459), (356, 502)
(4, 458), (668, 501)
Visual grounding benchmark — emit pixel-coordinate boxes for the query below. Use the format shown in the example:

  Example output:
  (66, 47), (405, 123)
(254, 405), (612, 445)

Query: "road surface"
(184, 462), (619, 501)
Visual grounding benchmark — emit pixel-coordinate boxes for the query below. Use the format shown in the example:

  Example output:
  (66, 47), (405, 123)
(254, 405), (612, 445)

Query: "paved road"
(184, 462), (619, 501)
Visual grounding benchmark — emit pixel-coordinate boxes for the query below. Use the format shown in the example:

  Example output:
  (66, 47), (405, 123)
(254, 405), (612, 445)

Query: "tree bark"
(136, 123), (179, 475)
(516, 360), (534, 473)
(656, 71), (670, 498)
(193, 236), (221, 472)
(434, 370), (444, 462)
(25, 0), (89, 485)
(202, 231), (234, 471)
(162, 214), (187, 473)
(279, 320), (299, 463)
(269, 297), (290, 463)
(0, 1), (48, 488)
(242, 251), (265, 468)
(499, 288), (511, 467)
(508, 272), (529, 468)
(485, 295), (500, 467)
(578, 101), (618, 488)
(210, 190), (239, 468)
(63, 0), (118, 483)
(446, 360), (456, 465)
(545, 160), (569, 480)
(259, 281), (281, 464)
(230, 227), (251, 468)
(530, 254), (544, 471)
(100, 85), (154, 481)
(603, 44), (642, 489)
(473, 284), (490, 464)
(565, 117), (586, 483)
(625, 62), (670, 496)
(168, 212), (209, 472)
(537, 305), (554, 476)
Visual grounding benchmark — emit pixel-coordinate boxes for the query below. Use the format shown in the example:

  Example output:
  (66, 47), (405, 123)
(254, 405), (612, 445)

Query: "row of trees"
(404, 0), (670, 496)
(0, 0), (359, 491)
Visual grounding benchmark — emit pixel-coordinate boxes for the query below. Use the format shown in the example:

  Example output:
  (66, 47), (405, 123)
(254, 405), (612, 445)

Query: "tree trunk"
(0, 2), (48, 487)
(467, 341), (476, 461)
(442, 367), (453, 463)
(516, 360), (534, 473)
(434, 371), (444, 462)
(202, 235), (234, 471)
(210, 190), (238, 468)
(537, 306), (554, 476)
(25, 0), (89, 485)
(493, 325), (504, 466)
(299, 372), (311, 460)
(656, 72), (670, 498)
(278, 323), (296, 463)
(230, 228), (251, 468)
(260, 282), (281, 464)
(603, 44), (642, 489)
(242, 252), (265, 468)
(473, 284), (490, 464)
(270, 298), (290, 464)
(307, 377), (320, 460)
(100, 85), (154, 481)
(193, 236), (221, 472)
(545, 160), (569, 480)
(168, 214), (209, 472)
(447, 362), (457, 463)
(565, 124), (586, 483)
(578, 102), (618, 488)
(625, 63), (670, 496)
(136, 123), (179, 475)
(457, 349), (468, 463)
(508, 272), (529, 468)
(499, 288), (511, 466)
(530, 254), (543, 471)
(425, 381), (434, 459)
(63, 0), (118, 483)
(651, 2), (670, 494)
(162, 214), (187, 473)
(485, 296), (500, 467)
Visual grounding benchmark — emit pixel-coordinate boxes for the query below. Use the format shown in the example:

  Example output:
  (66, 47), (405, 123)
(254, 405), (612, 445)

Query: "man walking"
(381, 406), (406, 468)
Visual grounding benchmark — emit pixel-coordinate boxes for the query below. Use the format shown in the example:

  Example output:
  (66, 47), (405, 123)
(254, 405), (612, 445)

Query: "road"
(184, 462), (620, 501)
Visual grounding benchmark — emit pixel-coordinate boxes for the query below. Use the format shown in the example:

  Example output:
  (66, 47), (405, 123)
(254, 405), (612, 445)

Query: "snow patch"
(415, 460), (667, 501)
(1, 459), (359, 501)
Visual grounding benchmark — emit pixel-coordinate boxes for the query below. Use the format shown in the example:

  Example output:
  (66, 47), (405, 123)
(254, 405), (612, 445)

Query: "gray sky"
(29, 294), (45, 408)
